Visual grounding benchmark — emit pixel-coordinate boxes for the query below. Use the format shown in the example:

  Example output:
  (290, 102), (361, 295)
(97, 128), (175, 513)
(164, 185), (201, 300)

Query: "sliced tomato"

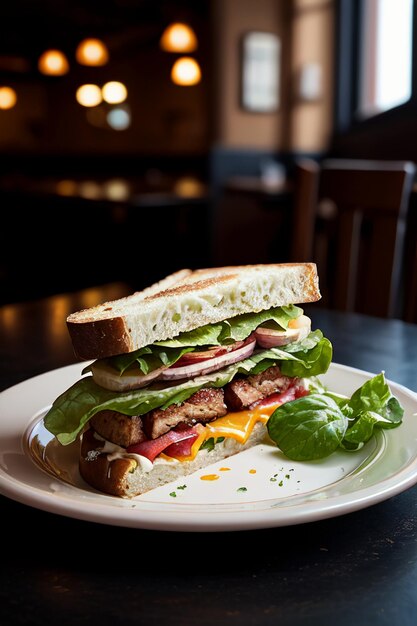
(172, 345), (229, 367)
(163, 433), (200, 458)
(172, 334), (255, 368)
(126, 425), (199, 462)
(250, 384), (310, 409)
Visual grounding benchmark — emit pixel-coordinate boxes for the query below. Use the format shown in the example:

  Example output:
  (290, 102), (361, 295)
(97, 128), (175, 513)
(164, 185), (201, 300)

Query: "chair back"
(315, 159), (416, 318)
(290, 158), (320, 262)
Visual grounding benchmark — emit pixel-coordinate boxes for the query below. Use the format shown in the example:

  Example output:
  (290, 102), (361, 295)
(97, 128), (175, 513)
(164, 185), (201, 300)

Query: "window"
(335, 0), (416, 130)
(358, 0), (413, 118)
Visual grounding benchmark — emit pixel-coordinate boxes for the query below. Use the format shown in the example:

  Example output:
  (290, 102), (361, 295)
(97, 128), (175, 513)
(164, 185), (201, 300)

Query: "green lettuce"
(87, 345), (195, 376)
(267, 372), (404, 460)
(44, 332), (331, 445)
(158, 305), (303, 347)
(94, 305), (304, 376)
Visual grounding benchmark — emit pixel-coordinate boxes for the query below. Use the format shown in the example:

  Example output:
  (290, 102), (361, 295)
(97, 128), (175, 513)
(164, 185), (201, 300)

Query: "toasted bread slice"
(67, 263), (321, 360)
(79, 422), (268, 498)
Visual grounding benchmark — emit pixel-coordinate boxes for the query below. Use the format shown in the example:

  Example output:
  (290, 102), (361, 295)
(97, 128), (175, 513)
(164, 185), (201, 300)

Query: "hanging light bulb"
(160, 23), (198, 52)
(76, 84), (102, 107)
(171, 57), (201, 86)
(76, 38), (109, 66)
(0, 86), (17, 109)
(38, 50), (69, 76)
(102, 81), (127, 104)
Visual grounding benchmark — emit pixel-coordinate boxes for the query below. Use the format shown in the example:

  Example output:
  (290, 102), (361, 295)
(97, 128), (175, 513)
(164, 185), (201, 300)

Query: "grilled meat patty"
(224, 366), (293, 410)
(143, 387), (227, 439)
(89, 366), (294, 447)
(90, 410), (147, 448)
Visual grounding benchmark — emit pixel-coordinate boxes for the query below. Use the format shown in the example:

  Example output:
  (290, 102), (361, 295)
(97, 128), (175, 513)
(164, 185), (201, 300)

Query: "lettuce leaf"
(267, 372), (404, 460)
(88, 345), (194, 376)
(44, 332), (331, 445)
(155, 305), (303, 347)
(85, 305), (304, 376)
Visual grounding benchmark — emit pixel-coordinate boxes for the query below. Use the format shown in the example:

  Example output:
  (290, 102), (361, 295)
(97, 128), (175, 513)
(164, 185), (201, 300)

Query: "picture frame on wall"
(241, 31), (280, 113)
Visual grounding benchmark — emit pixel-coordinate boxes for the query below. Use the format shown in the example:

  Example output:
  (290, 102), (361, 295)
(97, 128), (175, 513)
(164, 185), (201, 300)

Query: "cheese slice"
(165, 402), (281, 462)
(204, 405), (272, 444)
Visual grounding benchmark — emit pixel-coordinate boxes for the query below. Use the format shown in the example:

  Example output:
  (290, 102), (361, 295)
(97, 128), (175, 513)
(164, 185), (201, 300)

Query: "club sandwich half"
(44, 263), (332, 498)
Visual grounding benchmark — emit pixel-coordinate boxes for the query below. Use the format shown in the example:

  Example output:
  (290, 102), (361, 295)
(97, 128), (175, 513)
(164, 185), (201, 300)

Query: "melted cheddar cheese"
(165, 401), (281, 462)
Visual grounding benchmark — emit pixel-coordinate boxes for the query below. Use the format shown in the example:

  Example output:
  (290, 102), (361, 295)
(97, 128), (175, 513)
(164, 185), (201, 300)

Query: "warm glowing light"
(174, 176), (206, 198)
(160, 23), (198, 52)
(78, 181), (102, 200)
(76, 38), (109, 66)
(0, 86), (17, 109)
(103, 179), (131, 201)
(102, 81), (127, 104)
(76, 84), (102, 107)
(38, 50), (69, 76)
(171, 57), (201, 86)
(107, 106), (131, 130)
(56, 180), (78, 197)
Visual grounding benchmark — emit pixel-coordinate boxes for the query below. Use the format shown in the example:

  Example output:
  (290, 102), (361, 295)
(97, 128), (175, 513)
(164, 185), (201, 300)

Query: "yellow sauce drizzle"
(200, 474), (220, 481)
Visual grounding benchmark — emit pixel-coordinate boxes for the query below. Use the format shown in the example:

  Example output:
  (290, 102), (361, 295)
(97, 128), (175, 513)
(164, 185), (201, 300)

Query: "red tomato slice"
(172, 345), (228, 367)
(163, 433), (200, 457)
(250, 384), (309, 409)
(126, 425), (198, 462)
(172, 334), (255, 368)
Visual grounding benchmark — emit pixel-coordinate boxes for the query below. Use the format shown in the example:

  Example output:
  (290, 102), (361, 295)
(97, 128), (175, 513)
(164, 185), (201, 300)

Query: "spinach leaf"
(279, 332), (333, 378)
(267, 394), (347, 461)
(268, 372), (404, 461)
(347, 372), (403, 424)
(341, 411), (397, 450)
(199, 437), (225, 452)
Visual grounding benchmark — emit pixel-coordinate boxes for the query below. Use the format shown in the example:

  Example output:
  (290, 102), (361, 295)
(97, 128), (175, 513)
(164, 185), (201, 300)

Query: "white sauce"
(91, 431), (179, 472)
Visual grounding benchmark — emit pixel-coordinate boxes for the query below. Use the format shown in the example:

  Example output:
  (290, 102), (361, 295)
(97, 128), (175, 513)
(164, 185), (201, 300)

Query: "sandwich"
(44, 263), (332, 498)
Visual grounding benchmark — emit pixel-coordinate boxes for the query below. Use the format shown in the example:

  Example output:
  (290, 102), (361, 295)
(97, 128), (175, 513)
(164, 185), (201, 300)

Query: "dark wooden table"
(1, 285), (417, 626)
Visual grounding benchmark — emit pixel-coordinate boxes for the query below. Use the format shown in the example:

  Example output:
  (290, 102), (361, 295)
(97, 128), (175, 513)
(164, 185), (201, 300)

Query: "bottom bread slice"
(79, 422), (270, 498)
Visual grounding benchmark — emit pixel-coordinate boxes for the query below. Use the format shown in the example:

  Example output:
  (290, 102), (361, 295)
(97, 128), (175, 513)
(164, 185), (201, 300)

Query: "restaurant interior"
(1, 0), (416, 323)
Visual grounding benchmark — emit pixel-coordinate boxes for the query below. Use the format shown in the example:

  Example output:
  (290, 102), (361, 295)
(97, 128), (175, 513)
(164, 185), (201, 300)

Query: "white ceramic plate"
(0, 362), (416, 532)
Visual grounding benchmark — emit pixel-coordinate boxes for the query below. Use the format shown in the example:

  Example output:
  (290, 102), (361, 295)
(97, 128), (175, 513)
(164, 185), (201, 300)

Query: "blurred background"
(0, 0), (416, 315)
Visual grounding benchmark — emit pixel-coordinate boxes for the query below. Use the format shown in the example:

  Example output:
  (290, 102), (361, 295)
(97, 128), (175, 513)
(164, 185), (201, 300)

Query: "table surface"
(1, 284), (417, 626)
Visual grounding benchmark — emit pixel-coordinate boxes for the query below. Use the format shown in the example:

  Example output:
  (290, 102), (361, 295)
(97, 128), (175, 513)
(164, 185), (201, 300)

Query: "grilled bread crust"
(67, 263), (321, 360)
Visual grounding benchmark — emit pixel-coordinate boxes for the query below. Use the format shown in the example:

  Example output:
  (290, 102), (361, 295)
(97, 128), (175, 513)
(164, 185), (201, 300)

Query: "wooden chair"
(403, 208), (417, 323)
(314, 159), (416, 319)
(290, 158), (320, 262)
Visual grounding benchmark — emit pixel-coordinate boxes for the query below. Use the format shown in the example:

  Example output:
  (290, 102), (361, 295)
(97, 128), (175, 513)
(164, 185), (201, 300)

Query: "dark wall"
(331, 102), (417, 162)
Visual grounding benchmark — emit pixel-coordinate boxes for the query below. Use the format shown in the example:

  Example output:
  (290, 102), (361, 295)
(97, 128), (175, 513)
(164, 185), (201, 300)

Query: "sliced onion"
(255, 315), (311, 349)
(91, 360), (166, 391)
(160, 339), (256, 380)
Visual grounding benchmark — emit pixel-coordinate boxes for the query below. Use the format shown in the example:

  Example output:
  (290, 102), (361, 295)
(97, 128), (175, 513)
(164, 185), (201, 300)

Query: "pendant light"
(76, 38), (109, 66)
(171, 57), (201, 86)
(0, 86), (17, 109)
(160, 23), (198, 53)
(38, 50), (69, 76)
(76, 84), (102, 107)
(102, 81), (127, 104)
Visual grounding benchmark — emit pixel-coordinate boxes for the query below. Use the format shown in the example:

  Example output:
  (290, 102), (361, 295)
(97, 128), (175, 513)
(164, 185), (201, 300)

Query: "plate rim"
(0, 361), (417, 532)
